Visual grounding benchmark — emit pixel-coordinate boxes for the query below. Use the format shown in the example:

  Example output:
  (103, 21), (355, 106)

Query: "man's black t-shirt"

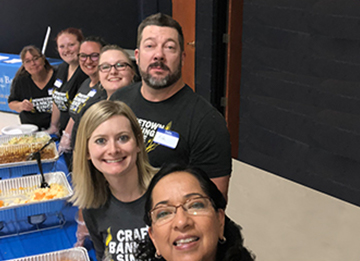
(110, 82), (232, 179)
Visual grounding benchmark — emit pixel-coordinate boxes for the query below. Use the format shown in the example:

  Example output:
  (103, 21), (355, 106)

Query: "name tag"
(153, 128), (179, 149)
(88, 89), (97, 97)
(48, 88), (53, 95)
(54, 79), (62, 88)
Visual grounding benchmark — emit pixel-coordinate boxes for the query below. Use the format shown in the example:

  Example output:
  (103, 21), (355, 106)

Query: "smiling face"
(135, 25), (184, 89)
(23, 51), (45, 76)
(99, 49), (135, 98)
(87, 115), (140, 179)
(57, 33), (81, 64)
(79, 41), (101, 79)
(148, 172), (225, 261)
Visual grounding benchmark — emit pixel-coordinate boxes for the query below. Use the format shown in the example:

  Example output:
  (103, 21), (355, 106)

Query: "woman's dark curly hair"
(136, 164), (255, 261)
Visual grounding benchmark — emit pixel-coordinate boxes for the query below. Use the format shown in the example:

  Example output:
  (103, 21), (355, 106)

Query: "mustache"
(148, 61), (170, 71)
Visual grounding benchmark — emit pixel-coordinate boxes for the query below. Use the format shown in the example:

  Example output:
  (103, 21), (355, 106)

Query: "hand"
(45, 124), (59, 135)
(74, 211), (90, 247)
(74, 222), (90, 247)
(58, 131), (72, 154)
(20, 99), (33, 112)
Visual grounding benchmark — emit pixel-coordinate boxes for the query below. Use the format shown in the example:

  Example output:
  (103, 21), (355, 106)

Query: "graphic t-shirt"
(83, 193), (148, 261)
(8, 70), (56, 130)
(70, 88), (107, 148)
(51, 62), (88, 132)
(69, 78), (99, 120)
(110, 82), (232, 179)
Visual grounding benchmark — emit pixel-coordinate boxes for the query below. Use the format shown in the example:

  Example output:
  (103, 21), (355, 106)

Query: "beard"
(139, 58), (182, 89)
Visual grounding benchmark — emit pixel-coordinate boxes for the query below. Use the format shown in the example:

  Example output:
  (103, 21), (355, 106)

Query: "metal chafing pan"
(0, 132), (59, 168)
(0, 172), (73, 221)
(5, 247), (90, 261)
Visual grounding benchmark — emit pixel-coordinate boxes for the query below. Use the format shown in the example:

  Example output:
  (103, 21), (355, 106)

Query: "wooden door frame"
(173, 0), (243, 159)
(225, 0), (243, 158)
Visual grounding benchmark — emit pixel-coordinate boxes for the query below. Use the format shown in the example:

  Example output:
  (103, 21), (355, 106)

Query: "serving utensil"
(27, 137), (59, 188)
(33, 151), (49, 188)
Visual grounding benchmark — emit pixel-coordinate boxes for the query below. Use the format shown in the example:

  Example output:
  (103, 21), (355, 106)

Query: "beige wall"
(227, 159), (360, 261)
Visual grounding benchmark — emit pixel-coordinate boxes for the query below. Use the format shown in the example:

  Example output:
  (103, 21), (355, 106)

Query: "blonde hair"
(70, 100), (157, 209)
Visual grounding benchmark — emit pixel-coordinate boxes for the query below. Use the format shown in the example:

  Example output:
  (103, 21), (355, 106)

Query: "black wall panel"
(239, 0), (360, 206)
(0, 0), (171, 58)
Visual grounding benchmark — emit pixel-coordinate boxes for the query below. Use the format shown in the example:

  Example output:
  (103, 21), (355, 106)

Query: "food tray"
(5, 247), (90, 261)
(0, 131), (59, 168)
(0, 172), (73, 221)
(0, 163), (58, 180)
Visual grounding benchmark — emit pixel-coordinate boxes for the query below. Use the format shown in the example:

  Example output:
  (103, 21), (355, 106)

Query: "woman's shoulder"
(75, 66), (88, 80)
(13, 72), (32, 85)
(54, 62), (68, 79)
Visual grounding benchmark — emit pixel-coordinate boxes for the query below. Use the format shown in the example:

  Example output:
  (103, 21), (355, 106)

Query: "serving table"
(0, 137), (96, 260)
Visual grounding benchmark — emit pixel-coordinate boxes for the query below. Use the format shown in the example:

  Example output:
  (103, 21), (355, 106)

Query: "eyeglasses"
(150, 196), (213, 226)
(78, 53), (100, 62)
(24, 56), (41, 65)
(98, 62), (131, 72)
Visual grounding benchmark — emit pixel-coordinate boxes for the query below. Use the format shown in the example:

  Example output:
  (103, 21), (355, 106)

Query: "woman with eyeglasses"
(98, 44), (137, 98)
(8, 45), (56, 130)
(58, 36), (107, 154)
(71, 44), (137, 151)
(70, 100), (157, 261)
(46, 28), (88, 137)
(136, 164), (255, 261)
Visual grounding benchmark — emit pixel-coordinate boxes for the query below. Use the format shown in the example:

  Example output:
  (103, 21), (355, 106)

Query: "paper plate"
(1, 124), (38, 135)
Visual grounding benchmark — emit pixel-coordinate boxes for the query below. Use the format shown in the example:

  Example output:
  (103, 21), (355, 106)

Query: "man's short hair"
(137, 13), (184, 52)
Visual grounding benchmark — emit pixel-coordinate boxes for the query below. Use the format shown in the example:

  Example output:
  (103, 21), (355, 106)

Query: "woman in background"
(8, 45), (55, 130)
(59, 36), (107, 153)
(136, 164), (255, 261)
(47, 27), (87, 136)
(98, 45), (137, 98)
(71, 100), (157, 261)
(71, 44), (137, 149)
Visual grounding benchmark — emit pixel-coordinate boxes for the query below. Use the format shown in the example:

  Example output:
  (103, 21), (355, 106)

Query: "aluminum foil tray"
(0, 172), (73, 221)
(6, 247), (90, 261)
(0, 131), (59, 169)
(0, 162), (57, 180)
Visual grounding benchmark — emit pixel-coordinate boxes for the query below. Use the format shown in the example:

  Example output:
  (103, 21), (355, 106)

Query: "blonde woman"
(71, 100), (157, 261)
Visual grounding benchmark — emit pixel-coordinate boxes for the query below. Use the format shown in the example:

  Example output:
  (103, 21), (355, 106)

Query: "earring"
(218, 236), (227, 244)
(155, 252), (162, 259)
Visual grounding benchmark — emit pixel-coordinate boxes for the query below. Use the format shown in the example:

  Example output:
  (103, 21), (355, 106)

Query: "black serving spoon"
(27, 136), (59, 188)
(33, 151), (49, 188)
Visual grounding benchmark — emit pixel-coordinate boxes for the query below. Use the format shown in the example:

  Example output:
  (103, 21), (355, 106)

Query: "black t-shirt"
(83, 193), (148, 261)
(8, 70), (56, 130)
(71, 88), (107, 148)
(69, 78), (100, 121)
(52, 62), (88, 132)
(110, 82), (232, 179)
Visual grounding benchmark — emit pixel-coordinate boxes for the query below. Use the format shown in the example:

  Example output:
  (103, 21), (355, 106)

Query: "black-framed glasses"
(98, 62), (131, 72)
(149, 196), (213, 226)
(23, 56), (41, 65)
(78, 53), (100, 62)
